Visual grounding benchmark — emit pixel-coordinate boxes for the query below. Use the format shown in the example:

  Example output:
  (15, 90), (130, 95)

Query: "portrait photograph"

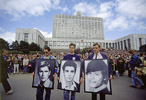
(32, 59), (55, 89)
(58, 60), (81, 92)
(84, 59), (112, 94)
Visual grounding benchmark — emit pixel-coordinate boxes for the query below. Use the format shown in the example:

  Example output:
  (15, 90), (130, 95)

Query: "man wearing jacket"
(57, 43), (82, 100)
(35, 47), (57, 100)
(88, 43), (112, 100)
(0, 49), (13, 95)
(129, 50), (144, 89)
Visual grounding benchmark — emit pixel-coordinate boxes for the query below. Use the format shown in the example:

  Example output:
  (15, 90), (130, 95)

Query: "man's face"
(39, 66), (50, 82)
(69, 46), (75, 54)
(3, 50), (8, 55)
(64, 66), (75, 82)
(43, 49), (50, 56)
(87, 71), (103, 88)
(93, 45), (100, 54)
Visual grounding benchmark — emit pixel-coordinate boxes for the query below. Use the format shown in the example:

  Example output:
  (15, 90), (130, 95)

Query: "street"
(1, 71), (146, 100)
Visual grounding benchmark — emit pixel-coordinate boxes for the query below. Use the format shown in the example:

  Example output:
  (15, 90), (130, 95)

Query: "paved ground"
(1, 71), (146, 100)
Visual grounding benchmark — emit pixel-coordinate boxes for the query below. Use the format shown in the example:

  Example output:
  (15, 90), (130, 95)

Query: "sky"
(0, 0), (146, 44)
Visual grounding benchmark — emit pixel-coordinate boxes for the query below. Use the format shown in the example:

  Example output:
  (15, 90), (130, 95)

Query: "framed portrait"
(32, 59), (55, 89)
(84, 59), (112, 94)
(58, 60), (82, 92)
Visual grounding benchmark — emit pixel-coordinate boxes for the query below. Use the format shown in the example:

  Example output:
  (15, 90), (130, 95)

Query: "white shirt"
(61, 80), (77, 91)
(23, 58), (29, 66)
(93, 52), (103, 59)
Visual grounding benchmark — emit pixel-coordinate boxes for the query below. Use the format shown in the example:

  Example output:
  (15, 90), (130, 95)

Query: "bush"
(29, 51), (43, 54)
(21, 49), (30, 54)
(8, 50), (22, 54)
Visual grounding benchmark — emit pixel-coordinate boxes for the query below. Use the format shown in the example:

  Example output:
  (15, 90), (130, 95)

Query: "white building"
(115, 34), (146, 50)
(53, 12), (104, 40)
(15, 28), (45, 49)
(45, 38), (114, 50)
(15, 13), (146, 51)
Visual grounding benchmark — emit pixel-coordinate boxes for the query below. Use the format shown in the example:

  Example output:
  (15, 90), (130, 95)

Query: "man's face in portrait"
(87, 71), (103, 88)
(64, 66), (76, 82)
(39, 66), (50, 82)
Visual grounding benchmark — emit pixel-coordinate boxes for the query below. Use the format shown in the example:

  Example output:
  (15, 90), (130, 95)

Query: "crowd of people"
(1, 43), (146, 100)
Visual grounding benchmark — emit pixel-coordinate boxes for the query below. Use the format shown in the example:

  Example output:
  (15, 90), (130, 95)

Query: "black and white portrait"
(84, 59), (111, 94)
(32, 59), (55, 89)
(58, 60), (81, 92)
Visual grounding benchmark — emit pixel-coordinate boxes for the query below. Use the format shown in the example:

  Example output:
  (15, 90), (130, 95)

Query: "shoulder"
(44, 79), (53, 88)
(74, 81), (79, 90)
(100, 53), (108, 59)
(41, 55), (44, 59)
(51, 55), (56, 59)
(88, 53), (94, 59)
(74, 54), (80, 58)
(63, 55), (68, 60)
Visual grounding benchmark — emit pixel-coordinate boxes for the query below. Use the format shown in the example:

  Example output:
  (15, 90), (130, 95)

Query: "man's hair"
(38, 61), (51, 74)
(69, 43), (76, 48)
(129, 50), (135, 54)
(44, 46), (51, 52)
(86, 60), (108, 84)
(93, 43), (100, 48)
(62, 61), (77, 72)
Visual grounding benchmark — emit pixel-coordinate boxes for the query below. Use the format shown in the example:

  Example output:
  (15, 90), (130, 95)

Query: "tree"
(10, 41), (20, 50)
(19, 41), (29, 50)
(0, 38), (9, 50)
(81, 47), (92, 54)
(29, 42), (40, 51)
(139, 44), (146, 53)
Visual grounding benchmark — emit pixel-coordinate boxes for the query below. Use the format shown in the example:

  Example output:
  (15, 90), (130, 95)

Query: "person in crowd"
(57, 43), (83, 100)
(142, 56), (146, 89)
(109, 55), (115, 78)
(117, 54), (125, 76)
(0, 49), (13, 95)
(13, 55), (19, 74)
(28, 55), (33, 73)
(23, 55), (29, 73)
(88, 43), (112, 100)
(129, 50), (144, 89)
(58, 60), (79, 91)
(8, 55), (13, 74)
(34, 61), (53, 88)
(35, 46), (57, 100)
(85, 60), (110, 93)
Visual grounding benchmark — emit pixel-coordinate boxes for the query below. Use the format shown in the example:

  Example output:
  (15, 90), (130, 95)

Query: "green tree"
(0, 38), (9, 50)
(10, 40), (20, 50)
(81, 47), (92, 54)
(139, 44), (146, 53)
(29, 42), (40, 51)
(19, 40), (29, 50)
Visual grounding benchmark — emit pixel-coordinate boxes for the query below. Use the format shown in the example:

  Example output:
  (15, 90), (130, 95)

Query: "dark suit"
(58, 81), (79, 92)
(88, 53), (112, 100)
(0, 55), (11, 93)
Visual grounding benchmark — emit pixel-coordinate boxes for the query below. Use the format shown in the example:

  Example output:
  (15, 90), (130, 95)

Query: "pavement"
(1, 71), (146, 100)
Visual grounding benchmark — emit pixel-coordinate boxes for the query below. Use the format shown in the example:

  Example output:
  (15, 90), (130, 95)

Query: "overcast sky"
(0, 0), (146, 44)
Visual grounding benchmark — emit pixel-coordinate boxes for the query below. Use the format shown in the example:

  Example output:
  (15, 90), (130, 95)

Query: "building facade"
(15, 13), (146, 51)
(115, 34), (146, 50)
(53, 12), (104, 40)
(15, 28), (45, 49)
(45, 38), (114, 50)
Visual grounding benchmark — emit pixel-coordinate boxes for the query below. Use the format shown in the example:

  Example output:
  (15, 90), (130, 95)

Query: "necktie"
(95, 54), (97, 59)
